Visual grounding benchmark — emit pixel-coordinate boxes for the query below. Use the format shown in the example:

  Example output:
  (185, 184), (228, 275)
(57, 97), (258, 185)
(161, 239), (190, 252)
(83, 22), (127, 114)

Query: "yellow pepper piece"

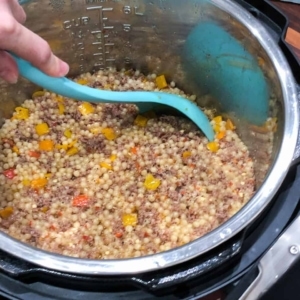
(134, 115), (148, 127)
(90, 127), (102, 134)
(216, 131), (226, 140)
(45, 173), (52, 179)
(12, 146), (19, 154)
(78, 102), (95, 115)
(54, 96), (64, 103)
(22, 179), (30, 186)
(41, 206), (49, 213)
(77, 78), (88, 85)
(213, 124), (221, 133)
(264, 118), (277, 132)
(64, 129), (72, 138)
(31, 178), (48, 189)
(144, 174), (161, 191)
(56, 144), (69, 151)
(207, 141), (219, 153)
(226, 119), (235, 130)
(110, 154), (117, 161)
(257, 57), (265, 67)
(213, 116), (222, 124)
(35, 123), (50, 136)
(0, 207), (14, 219)
(68, 140), (77, 148)
(12, 107), (29, 120)
(142, 110), (157, 119)
(182, 151), (192, 158)
(155, 75), (168, 89)
(100, 162), (113, 170)
(122, 213), (138, 227)
(32, 91), (45, 98)
(104, 84), (112, 90)
(39, 140), (54, 151)
(58, 103), (65, 115)
(101, 128), (117, 140)
(67, 147), (79, 156)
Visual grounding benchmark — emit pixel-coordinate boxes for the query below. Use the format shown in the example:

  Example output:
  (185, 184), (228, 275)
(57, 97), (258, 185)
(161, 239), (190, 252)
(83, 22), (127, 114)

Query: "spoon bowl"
(12, 54), (214, 141)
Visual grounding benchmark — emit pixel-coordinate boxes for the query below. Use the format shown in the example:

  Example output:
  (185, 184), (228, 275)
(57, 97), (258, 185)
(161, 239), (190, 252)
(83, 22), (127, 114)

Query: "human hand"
(0, 0), (69, 84)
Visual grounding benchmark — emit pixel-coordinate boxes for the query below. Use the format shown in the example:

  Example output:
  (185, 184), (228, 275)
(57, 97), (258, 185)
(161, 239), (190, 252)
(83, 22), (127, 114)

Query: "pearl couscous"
(0, 69), (255, 259)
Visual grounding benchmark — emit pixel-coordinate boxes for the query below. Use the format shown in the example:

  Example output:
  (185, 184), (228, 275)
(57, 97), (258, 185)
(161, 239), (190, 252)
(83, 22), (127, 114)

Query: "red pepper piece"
(115, 231), (123, 238)
(28, 151), (41, 158)
(72, 195), (89, 207)
(3, 168), (16, 179)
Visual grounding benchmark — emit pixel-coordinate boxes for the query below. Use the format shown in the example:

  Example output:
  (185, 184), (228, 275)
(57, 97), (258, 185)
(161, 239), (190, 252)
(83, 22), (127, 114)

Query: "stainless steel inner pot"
(0, 0), (298, 275)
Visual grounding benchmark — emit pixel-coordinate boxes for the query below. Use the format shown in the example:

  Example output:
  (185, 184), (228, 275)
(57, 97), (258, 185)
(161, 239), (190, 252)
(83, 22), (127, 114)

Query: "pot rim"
(0, 0), (298, 275)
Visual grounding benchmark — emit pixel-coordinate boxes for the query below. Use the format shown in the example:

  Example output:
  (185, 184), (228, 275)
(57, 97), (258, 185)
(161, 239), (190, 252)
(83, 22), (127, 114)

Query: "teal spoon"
(12, 54), (214, 141)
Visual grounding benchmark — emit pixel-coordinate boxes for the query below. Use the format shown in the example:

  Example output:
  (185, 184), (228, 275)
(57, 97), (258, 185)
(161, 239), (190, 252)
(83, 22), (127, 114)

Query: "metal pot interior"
(0, 0), (297, 274)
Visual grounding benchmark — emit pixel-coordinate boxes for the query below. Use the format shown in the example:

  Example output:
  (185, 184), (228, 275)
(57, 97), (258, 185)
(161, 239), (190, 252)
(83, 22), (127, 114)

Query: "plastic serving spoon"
(11, 54), (214, 141)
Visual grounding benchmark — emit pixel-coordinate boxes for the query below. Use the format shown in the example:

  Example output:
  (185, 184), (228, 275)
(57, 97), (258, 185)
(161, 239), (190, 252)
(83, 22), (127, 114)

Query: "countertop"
(271, 0), (300, 59)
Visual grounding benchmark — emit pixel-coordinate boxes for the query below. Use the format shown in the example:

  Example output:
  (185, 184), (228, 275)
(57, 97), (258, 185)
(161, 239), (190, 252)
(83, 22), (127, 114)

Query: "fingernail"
(58, 60), (69, 77)
(0, 71), (18, 84)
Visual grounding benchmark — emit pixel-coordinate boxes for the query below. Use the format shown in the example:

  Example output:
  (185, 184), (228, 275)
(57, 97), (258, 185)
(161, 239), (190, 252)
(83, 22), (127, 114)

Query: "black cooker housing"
(0, 1), (300, 299)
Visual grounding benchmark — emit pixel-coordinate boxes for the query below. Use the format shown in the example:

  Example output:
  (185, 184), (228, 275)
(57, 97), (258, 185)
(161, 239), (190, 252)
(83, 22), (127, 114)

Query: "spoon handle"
(11, 53), (214, 141)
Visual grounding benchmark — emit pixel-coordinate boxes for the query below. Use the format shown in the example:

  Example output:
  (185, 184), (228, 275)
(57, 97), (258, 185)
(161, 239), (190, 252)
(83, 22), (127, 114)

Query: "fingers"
(0, 51), (18, 84)
(0, 0), (69, 80)
(0, 0), (26, 24)
(0, 19), (69, 78)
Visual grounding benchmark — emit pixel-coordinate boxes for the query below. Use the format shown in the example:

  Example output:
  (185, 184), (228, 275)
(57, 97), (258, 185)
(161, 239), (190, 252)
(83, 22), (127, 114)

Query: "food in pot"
(0, 69), (255, 259)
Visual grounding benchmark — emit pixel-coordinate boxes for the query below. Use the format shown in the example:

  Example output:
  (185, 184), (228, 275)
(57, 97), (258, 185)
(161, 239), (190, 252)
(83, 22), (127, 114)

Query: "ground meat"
(0, 68), (262, 259)
(80, 135), (105, 153)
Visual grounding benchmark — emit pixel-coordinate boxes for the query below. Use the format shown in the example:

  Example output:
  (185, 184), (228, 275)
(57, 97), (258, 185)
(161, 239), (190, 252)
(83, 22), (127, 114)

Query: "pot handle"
(226, 214), (300, 300)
